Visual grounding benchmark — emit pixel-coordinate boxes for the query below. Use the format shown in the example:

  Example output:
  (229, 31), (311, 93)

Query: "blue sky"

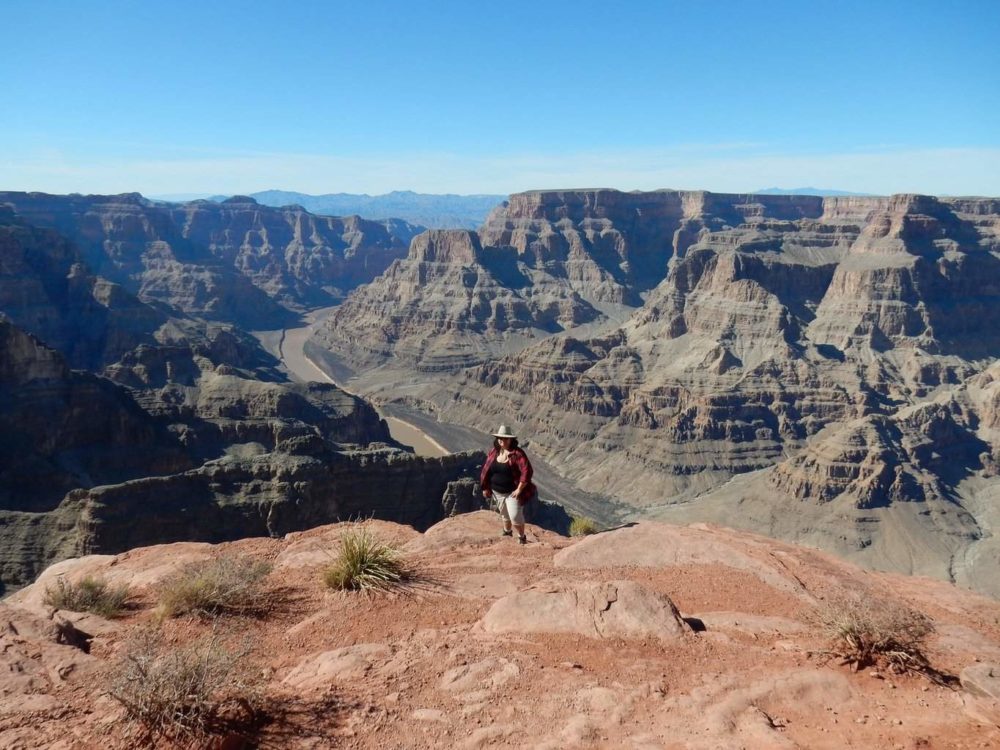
(2, 0), (998, 196)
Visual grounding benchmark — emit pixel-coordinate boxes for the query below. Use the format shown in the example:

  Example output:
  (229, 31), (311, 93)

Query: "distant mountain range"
(754, 187), (874, 197)
(149, 188), (879, 227)
(197, 190), (507, 229)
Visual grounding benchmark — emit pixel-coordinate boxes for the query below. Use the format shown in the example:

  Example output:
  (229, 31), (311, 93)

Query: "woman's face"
(498, 436), (513, 450)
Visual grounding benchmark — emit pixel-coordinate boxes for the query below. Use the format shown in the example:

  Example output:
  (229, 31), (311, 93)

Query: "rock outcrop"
(312, 229), (602, 371)
(3, 513), (999, 748)
(481, 579), (690, 640)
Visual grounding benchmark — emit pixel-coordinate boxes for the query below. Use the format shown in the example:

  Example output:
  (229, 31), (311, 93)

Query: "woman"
(479, 425), (536, 544)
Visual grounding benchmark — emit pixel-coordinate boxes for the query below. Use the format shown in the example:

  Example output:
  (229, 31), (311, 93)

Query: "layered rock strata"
(312, 229), (601, 371)
(313, 189), (1000, 594)
(0, 208), (480, 592)
(0, 192), (419, 325)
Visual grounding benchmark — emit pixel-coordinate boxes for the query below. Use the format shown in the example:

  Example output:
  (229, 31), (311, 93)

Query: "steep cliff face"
(0, 192), (419, 325)
(807, 195), (1000, 360)
(0, 213), (165, 370)
(0, 207), (479, 593)
(313, 229), (601, 371)
(68, 450), (482, 553)
(1, 429), (483, 589)
(0, 319), (192, 515)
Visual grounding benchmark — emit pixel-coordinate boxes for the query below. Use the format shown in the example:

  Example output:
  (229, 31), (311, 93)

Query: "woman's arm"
(509, 450), (533, 498)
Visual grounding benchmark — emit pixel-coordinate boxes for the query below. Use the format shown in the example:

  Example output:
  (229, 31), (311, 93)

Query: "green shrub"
(157, 555), (273, 618)
(569, 515), (601, 537)
(812, 592), (937, 677)
(323, 527), (406, 592)
(106, 627), (258, 744)
(43, 575), (130, 618)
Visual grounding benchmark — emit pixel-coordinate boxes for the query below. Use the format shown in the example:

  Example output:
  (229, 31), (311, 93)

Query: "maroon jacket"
(479, 447), (536, 505)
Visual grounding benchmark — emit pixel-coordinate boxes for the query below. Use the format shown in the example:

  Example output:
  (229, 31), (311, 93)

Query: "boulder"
(961, 663), (1000, 727)
(553, 522), (809, 598)
(481, 579), (689, 640)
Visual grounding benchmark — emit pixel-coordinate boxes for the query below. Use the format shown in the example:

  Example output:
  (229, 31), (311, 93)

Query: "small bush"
(157, 555), (273, 618)
(569, 515), (601, 537)
(107, 627), (258, 744)
(323, 527), (406, 592)
(812, 592), (937, 677)
(44, 575), (130, 618)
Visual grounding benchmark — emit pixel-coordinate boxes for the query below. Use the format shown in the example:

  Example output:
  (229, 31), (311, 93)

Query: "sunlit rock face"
(0, 192), (419, 326)
(313, 188), (1000, 594)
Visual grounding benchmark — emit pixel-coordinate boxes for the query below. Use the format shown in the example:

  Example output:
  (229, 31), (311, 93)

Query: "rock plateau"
(2, 513), (999, 748)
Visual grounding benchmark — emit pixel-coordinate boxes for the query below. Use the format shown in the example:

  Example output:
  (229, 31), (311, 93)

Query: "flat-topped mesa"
(481, 190), (856, 306)
(943, 197), (1000, 215)
(494, 188), (829, 224)
(167, 199), (415, 303)
(313, 224), (600, 372)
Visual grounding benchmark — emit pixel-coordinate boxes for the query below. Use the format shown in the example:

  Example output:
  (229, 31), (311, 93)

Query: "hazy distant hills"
(755, 187), (873, 196)
(200, 190), (507, 229)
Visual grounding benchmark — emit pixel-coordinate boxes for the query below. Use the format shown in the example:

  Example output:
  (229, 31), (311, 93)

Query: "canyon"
(0, 197), (480, 593)
(3, 187), (1000, 601)
(310, 189), (1000, 596)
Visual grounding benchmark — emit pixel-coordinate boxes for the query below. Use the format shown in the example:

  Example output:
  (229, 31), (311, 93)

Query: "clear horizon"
(3, 0), (999, 197)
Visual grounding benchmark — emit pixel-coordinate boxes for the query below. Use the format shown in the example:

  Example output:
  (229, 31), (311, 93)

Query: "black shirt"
(489, 459), (516, 493)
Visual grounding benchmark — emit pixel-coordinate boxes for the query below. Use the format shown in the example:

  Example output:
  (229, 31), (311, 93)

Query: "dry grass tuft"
(157, 555), (273, 618)
(106, 627), (259, 744)
(811, 592), (948, 683)
(569, 515), (601, 537)
(43, 575), (130, 618)
(323, 527), (407, 593)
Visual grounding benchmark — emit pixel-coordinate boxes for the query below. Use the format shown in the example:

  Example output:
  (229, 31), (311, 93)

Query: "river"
(255, 308), (449, 458)
(254, 308), (626, 526)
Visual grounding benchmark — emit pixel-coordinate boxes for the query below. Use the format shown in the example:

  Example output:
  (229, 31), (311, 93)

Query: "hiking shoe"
(518, 535), (528, 545)
(501, 529), (513, 537)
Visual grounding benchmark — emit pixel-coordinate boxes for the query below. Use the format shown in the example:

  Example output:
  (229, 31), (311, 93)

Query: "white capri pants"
(493, 490), (525, 525)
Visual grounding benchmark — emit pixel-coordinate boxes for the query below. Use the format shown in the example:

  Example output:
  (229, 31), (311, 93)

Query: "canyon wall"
(312, 189), (1000, 594)
(0, 201), (479, 591)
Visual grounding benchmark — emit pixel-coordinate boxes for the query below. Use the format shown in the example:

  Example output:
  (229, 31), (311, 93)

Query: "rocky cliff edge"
(2, 512), (999, 748)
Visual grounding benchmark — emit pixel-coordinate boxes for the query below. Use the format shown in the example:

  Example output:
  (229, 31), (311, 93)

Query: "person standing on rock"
(480, 425), (536, 545)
